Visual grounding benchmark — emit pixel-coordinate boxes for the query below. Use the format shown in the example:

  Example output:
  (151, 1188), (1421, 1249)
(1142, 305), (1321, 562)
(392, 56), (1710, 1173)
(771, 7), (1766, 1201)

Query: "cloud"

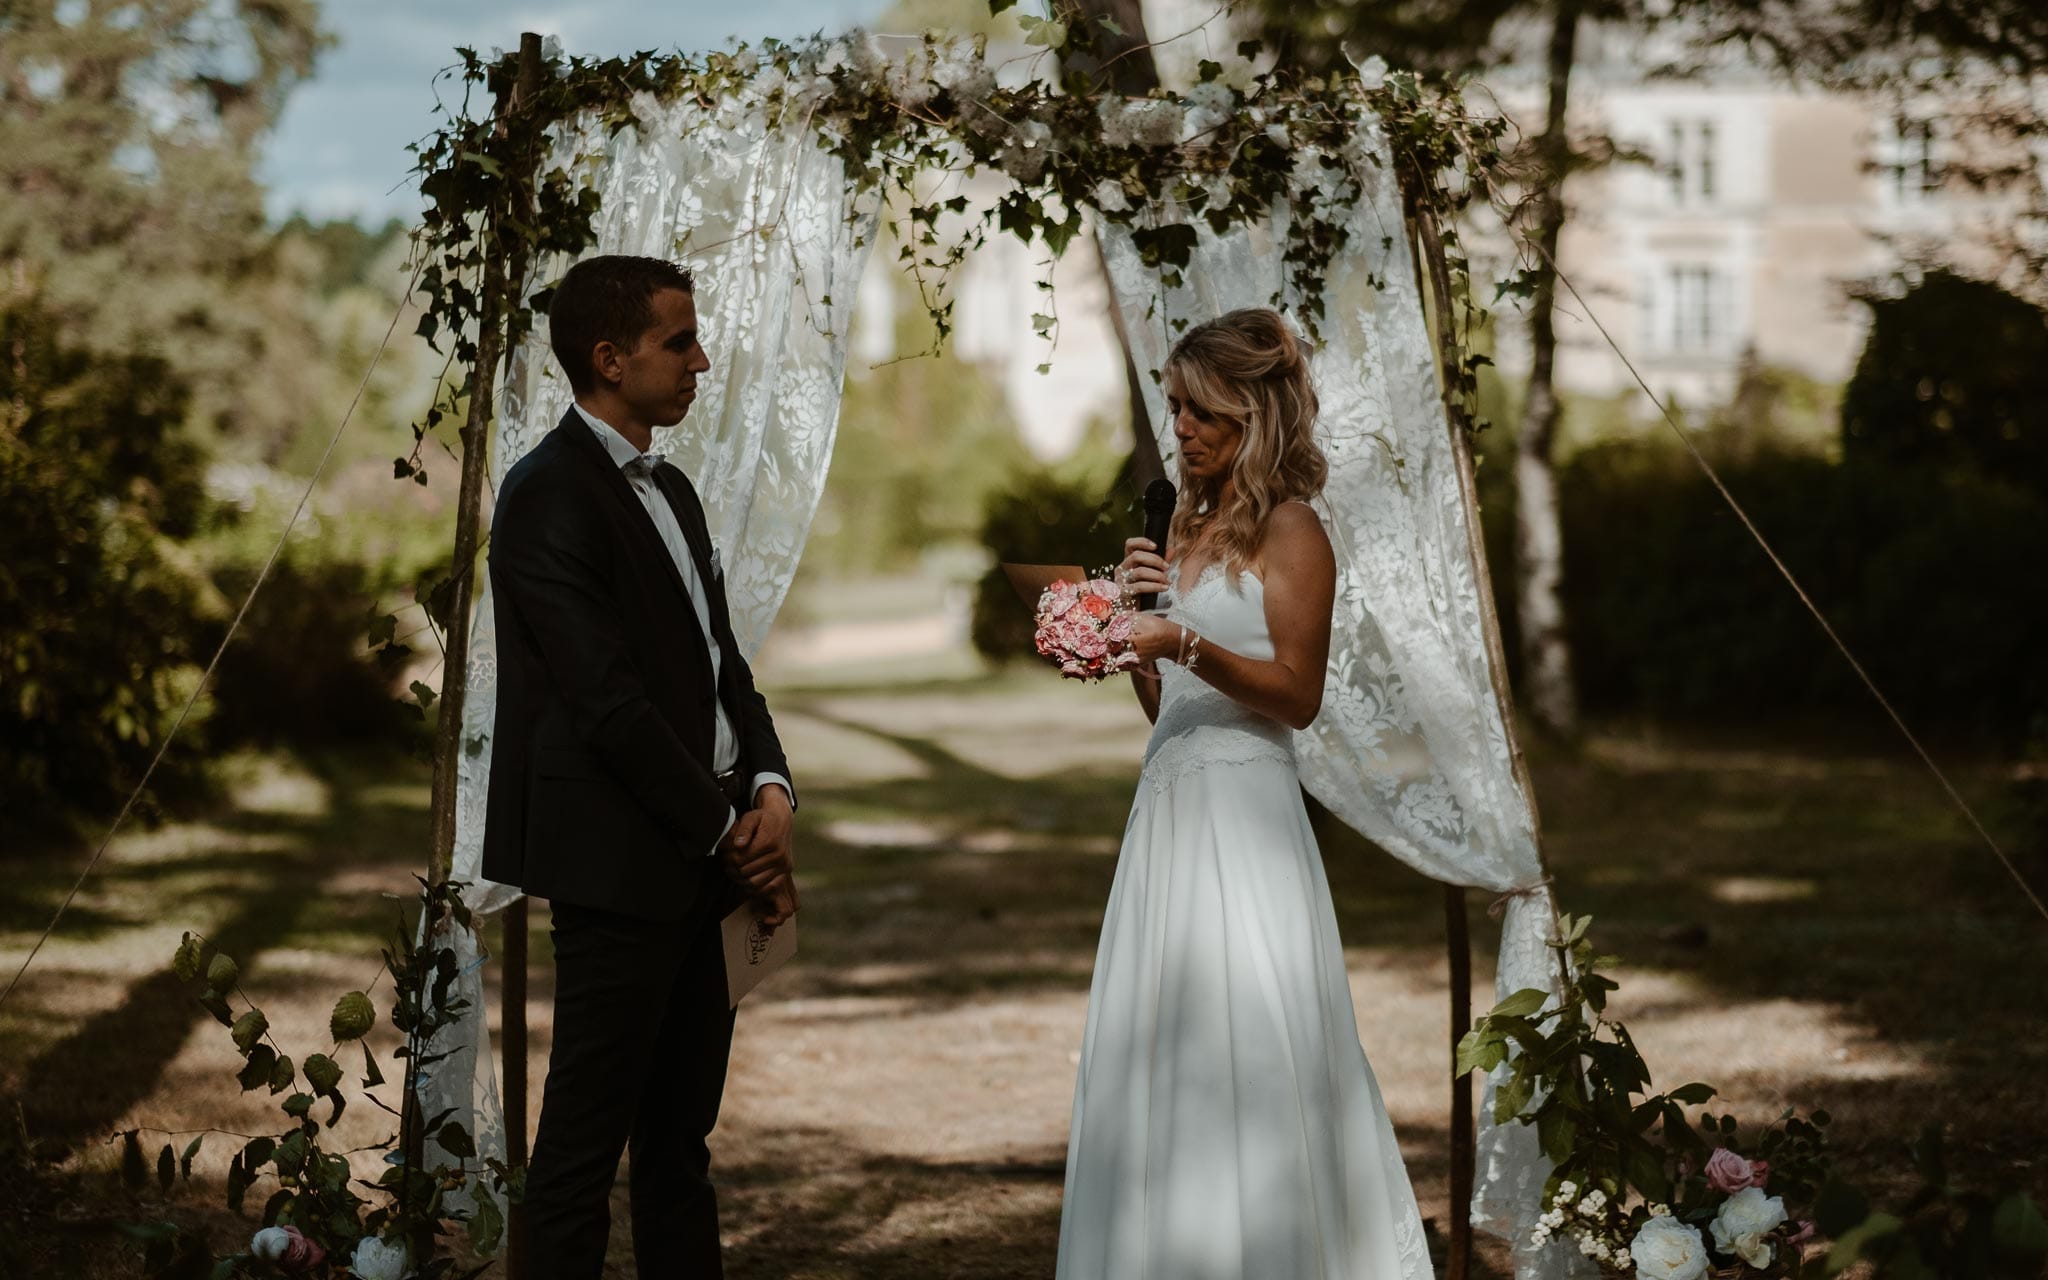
(262, 0), (882, 223)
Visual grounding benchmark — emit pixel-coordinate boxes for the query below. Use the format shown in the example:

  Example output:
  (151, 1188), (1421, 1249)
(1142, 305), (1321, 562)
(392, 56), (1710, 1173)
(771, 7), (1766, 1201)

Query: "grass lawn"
(1, 668), (2042, 1277)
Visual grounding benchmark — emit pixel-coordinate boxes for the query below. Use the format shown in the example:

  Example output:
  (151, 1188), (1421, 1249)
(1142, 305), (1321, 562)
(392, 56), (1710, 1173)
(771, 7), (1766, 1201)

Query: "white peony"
(1630, 1215), (1710, 1280)
(1710, 1186), (1788, 1269)
(1181, 79), (1235, 140)
(249, 1228), (294, 1262)
(1355, 53), (1388, 90)
(1128, 99), (1183, 148)
(350, 1235), (409, 1280)
(1092, 178), (1130, 214)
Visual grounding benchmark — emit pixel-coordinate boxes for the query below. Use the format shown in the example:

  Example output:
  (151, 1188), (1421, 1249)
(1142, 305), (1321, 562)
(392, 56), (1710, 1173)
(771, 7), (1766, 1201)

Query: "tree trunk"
(1515, 0), (1584, 739)
(1068, 0), (1168, 491)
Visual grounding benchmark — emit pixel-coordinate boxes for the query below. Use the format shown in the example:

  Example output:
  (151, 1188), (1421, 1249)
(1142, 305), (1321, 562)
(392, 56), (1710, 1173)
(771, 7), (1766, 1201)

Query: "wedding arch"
(404, 22), (1575, 1280)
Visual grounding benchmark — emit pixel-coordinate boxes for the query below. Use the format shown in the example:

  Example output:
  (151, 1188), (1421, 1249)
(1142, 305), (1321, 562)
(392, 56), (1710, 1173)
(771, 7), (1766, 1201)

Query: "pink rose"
(1104, 613), (1135, 643)
(1705, 1148), (1765, 1194)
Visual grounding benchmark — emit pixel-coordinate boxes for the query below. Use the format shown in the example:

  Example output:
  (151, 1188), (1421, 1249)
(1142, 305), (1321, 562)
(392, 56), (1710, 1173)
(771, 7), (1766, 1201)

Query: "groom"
(481, 254), (798, 1277)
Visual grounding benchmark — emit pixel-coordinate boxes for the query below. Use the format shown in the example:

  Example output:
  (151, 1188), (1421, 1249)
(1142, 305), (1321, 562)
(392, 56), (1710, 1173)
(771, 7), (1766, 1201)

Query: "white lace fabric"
(428, 84), (877, 1227)
(1097, 108), (1580, 1280)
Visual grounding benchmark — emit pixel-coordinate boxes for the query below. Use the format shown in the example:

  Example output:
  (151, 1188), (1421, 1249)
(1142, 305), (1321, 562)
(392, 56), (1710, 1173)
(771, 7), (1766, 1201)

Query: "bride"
(1055, 307), (1435, 1280)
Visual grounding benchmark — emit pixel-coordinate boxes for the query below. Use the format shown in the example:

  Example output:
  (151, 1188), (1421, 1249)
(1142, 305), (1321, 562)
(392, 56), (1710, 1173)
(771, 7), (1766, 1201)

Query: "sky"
(260, 0), (887, 224)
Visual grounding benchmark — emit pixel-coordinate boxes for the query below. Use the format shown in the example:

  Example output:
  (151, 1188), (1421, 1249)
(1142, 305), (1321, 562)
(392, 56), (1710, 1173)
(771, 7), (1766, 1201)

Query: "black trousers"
(525, 891), (737, 1278)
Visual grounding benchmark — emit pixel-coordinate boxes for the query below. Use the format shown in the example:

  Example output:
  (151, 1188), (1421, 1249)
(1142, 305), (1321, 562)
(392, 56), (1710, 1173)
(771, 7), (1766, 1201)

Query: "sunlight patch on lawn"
(220, 750), (332, 817)
(1711, 875), (1819, 904)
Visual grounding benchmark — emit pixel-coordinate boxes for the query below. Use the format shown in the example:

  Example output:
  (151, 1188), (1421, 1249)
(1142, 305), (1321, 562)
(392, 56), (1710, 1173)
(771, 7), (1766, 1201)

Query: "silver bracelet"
(1185, 628), (1201, 673)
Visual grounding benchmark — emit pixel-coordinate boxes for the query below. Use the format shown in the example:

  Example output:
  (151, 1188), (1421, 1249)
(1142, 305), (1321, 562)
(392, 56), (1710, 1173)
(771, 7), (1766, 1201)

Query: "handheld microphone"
(1138, 478), (1177, 612)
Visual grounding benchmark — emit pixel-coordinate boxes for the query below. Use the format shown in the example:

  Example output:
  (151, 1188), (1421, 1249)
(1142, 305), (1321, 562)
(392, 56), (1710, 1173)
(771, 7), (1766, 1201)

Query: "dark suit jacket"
(480, 408), (794, 922)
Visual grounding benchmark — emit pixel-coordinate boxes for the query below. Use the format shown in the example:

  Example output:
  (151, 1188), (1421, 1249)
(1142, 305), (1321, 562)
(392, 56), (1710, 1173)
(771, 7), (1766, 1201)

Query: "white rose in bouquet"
(1629, 1215), (1710, 1280)
(350, 1235), (410, 1280)
(1710, 1185), (1788, 1269)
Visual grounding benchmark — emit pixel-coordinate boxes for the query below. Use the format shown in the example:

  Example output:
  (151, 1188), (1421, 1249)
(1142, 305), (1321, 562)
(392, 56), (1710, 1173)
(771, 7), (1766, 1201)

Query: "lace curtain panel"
(426, 86), (877, 1221)
(1096, 109), (1581, 1280)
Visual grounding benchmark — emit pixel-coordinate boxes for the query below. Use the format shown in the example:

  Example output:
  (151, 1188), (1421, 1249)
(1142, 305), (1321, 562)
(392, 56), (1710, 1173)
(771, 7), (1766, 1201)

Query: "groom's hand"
(719, 784), (795, 894)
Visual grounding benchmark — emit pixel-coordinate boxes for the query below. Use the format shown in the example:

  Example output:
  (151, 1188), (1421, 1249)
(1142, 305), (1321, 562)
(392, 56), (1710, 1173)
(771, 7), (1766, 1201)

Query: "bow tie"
(622, 452), (665, 482)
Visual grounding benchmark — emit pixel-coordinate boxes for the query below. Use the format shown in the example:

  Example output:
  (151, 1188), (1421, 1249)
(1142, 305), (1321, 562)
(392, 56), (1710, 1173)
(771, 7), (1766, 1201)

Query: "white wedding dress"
(1056, 560), (1436, 1280)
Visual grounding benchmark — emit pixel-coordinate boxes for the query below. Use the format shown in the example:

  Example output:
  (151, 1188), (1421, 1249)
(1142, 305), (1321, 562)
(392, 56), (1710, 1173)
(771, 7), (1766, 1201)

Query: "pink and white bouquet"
(1034, 576), (1140, 681)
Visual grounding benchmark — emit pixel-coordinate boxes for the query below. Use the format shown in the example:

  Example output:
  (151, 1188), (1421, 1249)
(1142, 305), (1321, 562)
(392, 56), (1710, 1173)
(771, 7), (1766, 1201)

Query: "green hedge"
(1498, 439), (2048, 745)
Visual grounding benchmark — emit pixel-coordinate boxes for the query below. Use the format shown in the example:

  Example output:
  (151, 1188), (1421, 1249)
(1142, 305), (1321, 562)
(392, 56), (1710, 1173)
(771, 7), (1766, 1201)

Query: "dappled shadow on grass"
(1310, 723), (2048, 1201)
(768, 702), (1133, 1011)
(3, 753), (431, 1159)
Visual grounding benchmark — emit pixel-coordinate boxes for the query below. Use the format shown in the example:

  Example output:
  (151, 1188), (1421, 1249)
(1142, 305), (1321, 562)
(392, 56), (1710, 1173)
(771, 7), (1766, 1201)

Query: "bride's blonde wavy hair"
(1165, 307), (1327, 579)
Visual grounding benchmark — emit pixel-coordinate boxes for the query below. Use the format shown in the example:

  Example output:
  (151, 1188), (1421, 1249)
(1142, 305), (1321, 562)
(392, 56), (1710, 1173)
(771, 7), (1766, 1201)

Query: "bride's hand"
(1126, 614), (1188, 665)
(1117, 537), (1169, 601)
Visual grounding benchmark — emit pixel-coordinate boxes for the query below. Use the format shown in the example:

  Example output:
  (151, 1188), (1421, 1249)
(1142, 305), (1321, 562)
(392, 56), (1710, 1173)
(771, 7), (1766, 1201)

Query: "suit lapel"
(552, 412), (713, 675)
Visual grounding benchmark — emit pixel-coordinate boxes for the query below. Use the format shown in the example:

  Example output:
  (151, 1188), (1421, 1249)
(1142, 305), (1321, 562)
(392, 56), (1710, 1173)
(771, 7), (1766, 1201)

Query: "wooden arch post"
(1407, 202), (1566, 1280)
(418, 30), (546, 1280)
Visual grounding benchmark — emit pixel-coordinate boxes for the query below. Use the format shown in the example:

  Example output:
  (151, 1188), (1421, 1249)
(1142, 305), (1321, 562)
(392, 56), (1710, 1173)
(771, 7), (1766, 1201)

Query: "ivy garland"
(380, 0), (1532, 679)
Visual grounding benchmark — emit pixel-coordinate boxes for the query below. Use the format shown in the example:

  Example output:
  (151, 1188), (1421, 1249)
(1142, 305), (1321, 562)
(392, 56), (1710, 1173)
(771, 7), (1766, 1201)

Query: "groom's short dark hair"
(548, 255), (696, 394)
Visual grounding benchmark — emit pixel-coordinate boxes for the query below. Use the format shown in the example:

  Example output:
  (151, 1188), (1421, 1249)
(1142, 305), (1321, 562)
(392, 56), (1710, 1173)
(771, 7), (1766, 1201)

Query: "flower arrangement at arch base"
(1457, 914), (2048, 1279)
(119, 878), (510, 1279)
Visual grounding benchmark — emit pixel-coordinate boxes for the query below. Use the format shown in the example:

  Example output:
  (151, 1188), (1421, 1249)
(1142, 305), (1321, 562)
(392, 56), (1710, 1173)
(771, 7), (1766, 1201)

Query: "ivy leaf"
(1537, 1106), (1577, 1165)
(225, 1154), (250, 1214)
(1489, 988), (1550, 1019)
(237, 1045), (278, 1092)
(362, 1042), (386, 1089)
(411, 679), (439, 714)
(120, 1131), (147, 1191)
(262, 1188), (293, 1228)
(468, 1188), (506, 1255)
(303, 1053), (343, 1096)
(1454, 1029), (1508, 1077)
(242, 1136), (276, 1171)
(1993, 1192), (2048, 1257)
(197, 990), (234, 1027)
(1667, 1082), (1715, 1105)
(269, 1053), (295, 1095)
(230, 1010), (269, 1055)
(172, 933), (205, 982)
(1492, 1068), (1535, 1124)
(438, 1121), (477, 1160)
(281, 1093), (315, 1120)
(156, 1143), (175, 1194)
(179, 1135), (202, 1181)
(331, 991), (376, 1041)
(1031, 313), (1055, 334)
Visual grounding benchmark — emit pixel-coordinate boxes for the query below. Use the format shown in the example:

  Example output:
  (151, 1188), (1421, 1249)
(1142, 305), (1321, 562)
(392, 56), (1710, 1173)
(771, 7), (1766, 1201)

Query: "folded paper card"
(721, 900), (797, 1008)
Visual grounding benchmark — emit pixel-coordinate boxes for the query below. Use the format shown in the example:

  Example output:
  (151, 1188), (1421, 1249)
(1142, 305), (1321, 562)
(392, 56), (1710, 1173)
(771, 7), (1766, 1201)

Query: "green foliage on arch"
(398, 1), (1533, 491)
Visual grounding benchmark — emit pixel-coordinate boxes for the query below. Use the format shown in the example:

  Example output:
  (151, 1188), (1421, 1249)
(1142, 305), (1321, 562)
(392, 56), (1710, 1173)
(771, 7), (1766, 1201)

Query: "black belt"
(713, 768), (747, 808)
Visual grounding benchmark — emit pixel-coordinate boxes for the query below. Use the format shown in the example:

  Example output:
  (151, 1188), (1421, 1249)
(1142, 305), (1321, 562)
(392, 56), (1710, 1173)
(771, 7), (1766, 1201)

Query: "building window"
(1667, 119), (1718, 206)
(1667, 264), (1727, 353)
(1876, 115), (1938, 206)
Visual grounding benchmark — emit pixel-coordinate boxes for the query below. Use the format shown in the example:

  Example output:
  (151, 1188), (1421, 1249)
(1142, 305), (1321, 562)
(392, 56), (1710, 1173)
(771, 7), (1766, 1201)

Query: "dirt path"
(3, 673), (2040, 1277)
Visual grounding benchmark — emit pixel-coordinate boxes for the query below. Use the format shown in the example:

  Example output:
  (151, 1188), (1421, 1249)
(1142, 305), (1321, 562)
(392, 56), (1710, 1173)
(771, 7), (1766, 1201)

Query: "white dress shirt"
(575, 404), (792, 852)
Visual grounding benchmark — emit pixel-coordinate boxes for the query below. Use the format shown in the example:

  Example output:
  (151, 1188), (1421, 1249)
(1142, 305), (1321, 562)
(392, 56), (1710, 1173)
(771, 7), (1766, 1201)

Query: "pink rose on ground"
(1705, 1147), (1767, 1194)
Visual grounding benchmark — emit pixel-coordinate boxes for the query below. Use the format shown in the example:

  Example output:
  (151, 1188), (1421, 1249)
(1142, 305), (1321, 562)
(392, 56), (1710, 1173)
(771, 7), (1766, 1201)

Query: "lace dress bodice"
(1141, 563), (1296, 791)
